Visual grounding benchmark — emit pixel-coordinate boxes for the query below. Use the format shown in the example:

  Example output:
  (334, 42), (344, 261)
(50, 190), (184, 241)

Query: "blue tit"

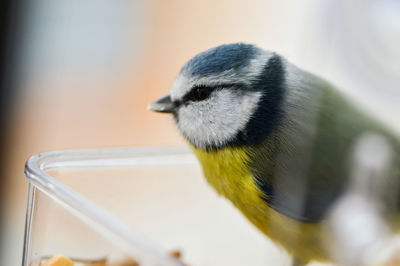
(148, 43), (400, 265)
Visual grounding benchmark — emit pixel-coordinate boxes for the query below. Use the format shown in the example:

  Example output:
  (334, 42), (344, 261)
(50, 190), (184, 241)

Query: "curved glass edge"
(22, 182), (36, 266)
(23, 147), (197, 266)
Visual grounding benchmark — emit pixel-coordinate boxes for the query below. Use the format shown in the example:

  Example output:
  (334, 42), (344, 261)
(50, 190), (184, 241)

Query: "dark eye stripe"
(183, 85), (214, 102)
(182, 83), (241, 103)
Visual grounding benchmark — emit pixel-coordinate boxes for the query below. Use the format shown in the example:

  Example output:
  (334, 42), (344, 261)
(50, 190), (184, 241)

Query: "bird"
(147, 43), (400, 265)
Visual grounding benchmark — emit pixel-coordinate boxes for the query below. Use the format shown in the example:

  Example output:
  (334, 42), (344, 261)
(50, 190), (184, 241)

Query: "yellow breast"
(192, 146), (329, 263)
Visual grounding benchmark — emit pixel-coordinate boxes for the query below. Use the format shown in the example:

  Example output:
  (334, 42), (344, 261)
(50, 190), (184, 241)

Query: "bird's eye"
(184, 86), (214, 102)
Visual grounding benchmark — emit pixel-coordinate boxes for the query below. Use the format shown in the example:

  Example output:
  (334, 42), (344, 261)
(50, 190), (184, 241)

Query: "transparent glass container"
(23, 147), (282, 266)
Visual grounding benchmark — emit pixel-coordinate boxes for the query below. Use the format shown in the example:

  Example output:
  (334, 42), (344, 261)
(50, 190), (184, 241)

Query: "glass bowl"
(23, 147), (284, 266)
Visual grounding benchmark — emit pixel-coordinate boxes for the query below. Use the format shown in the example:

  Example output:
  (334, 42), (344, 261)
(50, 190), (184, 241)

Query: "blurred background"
(1, 0), (399, 265)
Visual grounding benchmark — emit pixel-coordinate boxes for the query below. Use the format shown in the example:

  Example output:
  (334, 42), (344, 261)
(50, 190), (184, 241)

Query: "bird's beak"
(147, 94), (176, 113)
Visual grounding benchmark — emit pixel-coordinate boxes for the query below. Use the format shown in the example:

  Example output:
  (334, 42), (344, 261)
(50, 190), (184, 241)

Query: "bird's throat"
(190, 145), (262, 207)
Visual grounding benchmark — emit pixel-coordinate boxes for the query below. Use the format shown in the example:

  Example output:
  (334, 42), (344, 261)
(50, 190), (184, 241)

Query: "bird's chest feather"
(191, 145), (328, 262)
(191, 146), (262, 207)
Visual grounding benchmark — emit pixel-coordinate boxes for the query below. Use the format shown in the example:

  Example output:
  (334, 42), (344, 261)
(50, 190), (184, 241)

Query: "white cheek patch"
(176, 89), (262, 148)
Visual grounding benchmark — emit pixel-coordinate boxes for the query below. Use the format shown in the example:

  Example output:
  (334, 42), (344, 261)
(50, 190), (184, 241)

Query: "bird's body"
(148, 43), (400, 264)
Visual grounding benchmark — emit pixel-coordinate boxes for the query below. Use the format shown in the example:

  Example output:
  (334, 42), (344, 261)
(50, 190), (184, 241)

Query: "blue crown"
(181, 43), (257, 76)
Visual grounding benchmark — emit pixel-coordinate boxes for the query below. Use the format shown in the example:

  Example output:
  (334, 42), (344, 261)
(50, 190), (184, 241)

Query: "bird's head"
(148, 43), (286, 151)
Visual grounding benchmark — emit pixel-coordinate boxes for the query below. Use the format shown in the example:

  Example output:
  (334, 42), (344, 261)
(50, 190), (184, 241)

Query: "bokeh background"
(1, 0), (399, 265)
